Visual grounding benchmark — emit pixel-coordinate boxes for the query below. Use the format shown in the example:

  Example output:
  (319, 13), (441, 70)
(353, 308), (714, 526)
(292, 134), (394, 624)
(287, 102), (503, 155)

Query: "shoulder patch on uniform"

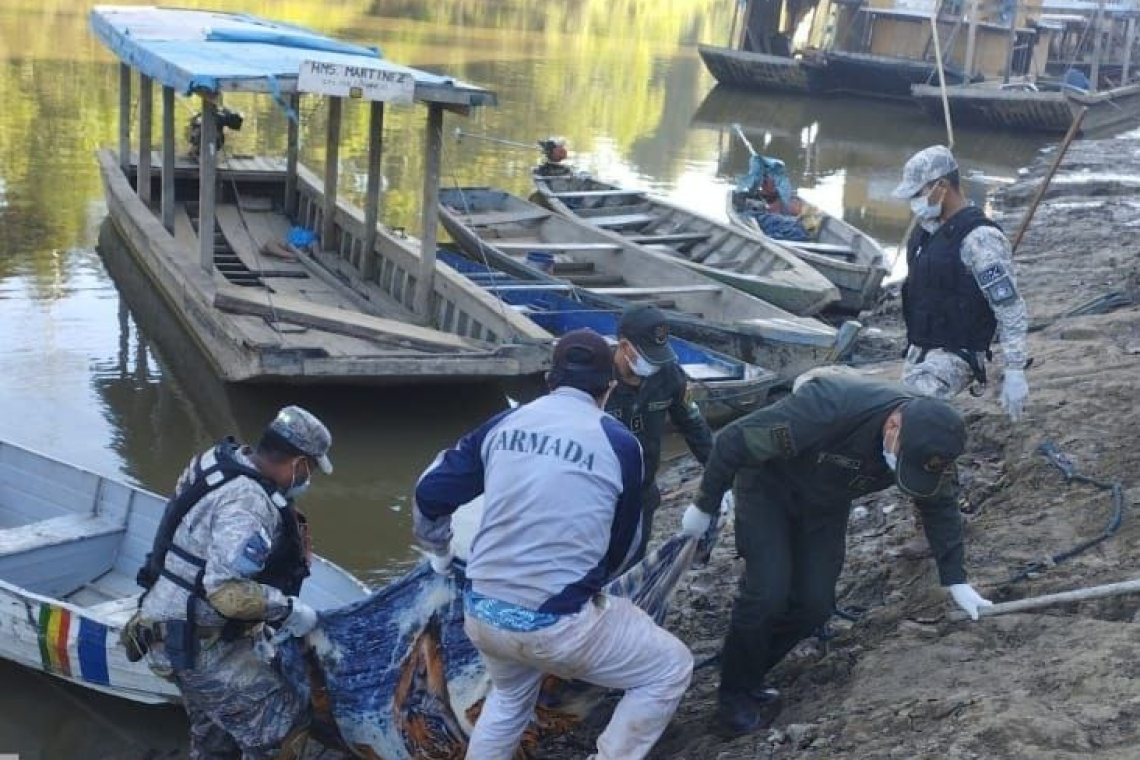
(771, 424), (796, 458)
(976, 263), (1007, 287)
(234, 529), (271, 577)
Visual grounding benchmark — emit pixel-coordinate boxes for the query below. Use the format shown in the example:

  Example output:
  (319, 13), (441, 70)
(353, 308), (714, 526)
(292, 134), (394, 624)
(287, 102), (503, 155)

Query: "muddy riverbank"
(619, 138), (1140, 760)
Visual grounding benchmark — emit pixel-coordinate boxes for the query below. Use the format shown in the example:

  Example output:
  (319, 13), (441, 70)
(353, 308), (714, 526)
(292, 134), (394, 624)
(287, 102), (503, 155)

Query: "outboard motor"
(187, 107), (244, 160)
(535, 136), (572, 177)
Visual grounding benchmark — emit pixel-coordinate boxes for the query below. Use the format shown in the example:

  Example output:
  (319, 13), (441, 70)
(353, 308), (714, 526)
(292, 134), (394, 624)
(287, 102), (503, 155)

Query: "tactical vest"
(137, 439), (311, 606)
(902, 206), (1001, 353)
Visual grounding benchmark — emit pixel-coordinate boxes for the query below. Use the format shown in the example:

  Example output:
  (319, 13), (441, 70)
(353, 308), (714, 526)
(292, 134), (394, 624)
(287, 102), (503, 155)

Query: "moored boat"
(438, 249), (781, 426)
(0, 440), (369, 704)
(530, 174), (839, 315)
(697, 44), (825, 94)
(438, 186), (861, 384)
(91, 6), (550, 387)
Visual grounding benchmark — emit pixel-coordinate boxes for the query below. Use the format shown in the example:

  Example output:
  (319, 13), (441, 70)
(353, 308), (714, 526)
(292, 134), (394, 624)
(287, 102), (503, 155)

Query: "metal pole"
(198, 96), (218, 274)
(322, 97), (342, 254)
(362, 101), (385, 279)
(161, 85), (176, 234)
(1123, 17), (1137, 83)
(931, 14), (955, 149)
(118, 64), (131, 174)
(138, 75), (153, 205)
(1090, 0), (1106, 93)
(284, 93), (300, 218)
(414, 104), (444, 321)
(1012, 107), (1088, 253)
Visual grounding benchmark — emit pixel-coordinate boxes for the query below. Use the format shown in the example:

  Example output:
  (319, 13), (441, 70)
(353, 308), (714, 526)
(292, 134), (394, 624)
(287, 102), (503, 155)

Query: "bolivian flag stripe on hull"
(37, 605), (111, 685)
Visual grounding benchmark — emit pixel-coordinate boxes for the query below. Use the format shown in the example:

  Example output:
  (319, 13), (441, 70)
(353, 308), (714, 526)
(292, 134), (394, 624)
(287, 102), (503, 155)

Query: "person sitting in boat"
(737, 153), (802, 218)
(605, 304), (714, 563)
(414, 329), (693, 760)
(126, 406), (333, 760)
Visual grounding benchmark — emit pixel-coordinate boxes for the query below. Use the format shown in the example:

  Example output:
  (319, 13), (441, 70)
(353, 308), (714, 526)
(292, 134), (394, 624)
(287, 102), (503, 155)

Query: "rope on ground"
(1005, 440), (1125, 584)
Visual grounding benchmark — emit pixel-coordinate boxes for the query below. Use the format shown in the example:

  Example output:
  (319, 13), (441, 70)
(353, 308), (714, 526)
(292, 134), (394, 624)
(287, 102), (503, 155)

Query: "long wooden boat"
(725, 189), (889, 314)
(438, 249), (780, 426)
(697, 44), (825, 94)
(438, 187), (861, 384)
(530, 174), (839, 315)
(911, 80), (1140, 134)
(0, 440), (369, 705)
(91, 7), (550, 386)
(824, 50), (975, 101)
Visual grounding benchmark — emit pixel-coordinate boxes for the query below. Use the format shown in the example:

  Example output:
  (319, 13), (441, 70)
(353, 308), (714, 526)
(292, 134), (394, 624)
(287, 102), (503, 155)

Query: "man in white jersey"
(413, 328), (693, 760)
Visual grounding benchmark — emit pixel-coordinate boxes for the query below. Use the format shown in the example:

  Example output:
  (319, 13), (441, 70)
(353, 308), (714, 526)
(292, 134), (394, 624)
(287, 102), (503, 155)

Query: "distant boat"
(530, 173), (839, 315)
(0, 439), (368, 705)
(91, 6), (550, 386)
(726, 192), (889, 315)
(438, 249), (780, 426)
(438, 186), (861, 384)
(911, 79), (1140, 134)
(697, 44), (825, 95)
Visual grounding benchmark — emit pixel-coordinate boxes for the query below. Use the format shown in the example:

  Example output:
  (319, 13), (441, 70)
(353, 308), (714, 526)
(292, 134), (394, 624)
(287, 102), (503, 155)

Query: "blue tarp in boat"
(279, 526), (720, 759)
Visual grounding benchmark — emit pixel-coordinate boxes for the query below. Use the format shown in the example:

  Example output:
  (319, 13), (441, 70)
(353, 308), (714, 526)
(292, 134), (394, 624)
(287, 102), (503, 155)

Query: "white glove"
(429, 546), (455, 575)
(680, 504), (713, 537)
(948, 583), (993, 621)
(720, 491), (736, 519)
(1001, 368), (1028, 421)
(273, 597), (318, 643)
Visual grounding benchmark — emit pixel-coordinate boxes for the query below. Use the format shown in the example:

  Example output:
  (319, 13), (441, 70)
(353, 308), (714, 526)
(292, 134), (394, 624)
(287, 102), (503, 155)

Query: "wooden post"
(1090, 0), (1106, 93)
(161, 86), (176, 234)
(1003, 3), (1018, 83)
(1122, 17), (1136, 83)
(362, 101), (385, 279)
(931, 14), (955, 149)
(963, 0), (980, 78)
(322, 96), (342, 254)
(284, 93), (300, 218)
(138, 75), (153, 205)
(949, 576), (1140, 621)
(1012, 107), (1087, 253)
(118, 64), (131, 174)
(414, 104), (444, 321)
(199, 96), (218, 274)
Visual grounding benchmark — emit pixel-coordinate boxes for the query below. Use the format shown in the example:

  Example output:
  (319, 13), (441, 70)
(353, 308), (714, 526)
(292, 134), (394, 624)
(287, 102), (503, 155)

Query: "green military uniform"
(694, 376), (966, 693)
(608, 360), (712, 560)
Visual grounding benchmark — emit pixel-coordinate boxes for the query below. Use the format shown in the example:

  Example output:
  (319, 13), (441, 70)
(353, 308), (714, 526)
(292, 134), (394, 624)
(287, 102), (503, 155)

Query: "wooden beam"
(138, 75), (153, 206)
(362, 101), (385, 280)
(161, 86), (176, 234)
(199, 96), (218, 274)
(118, 64), (131, 174)
(963, 0), (980, 78)
(414, 104), (445, 320)
(214, 288), (483, 352)
(284, 93), (300, 218)
(1003, 5), (1017, 83)
(1122, 17), (1136, 84)
(322, 96), (343, 253)
(1090, 0), (1106, 93)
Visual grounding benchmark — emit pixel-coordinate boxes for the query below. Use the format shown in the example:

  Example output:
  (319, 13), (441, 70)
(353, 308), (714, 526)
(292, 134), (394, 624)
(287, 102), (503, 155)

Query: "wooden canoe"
(725, 190), (889, 314)
(438, 187), (862, 384)
(530, 174), (840, 316)
(0, 440), (369, 704)
(438, 249), (780, 426)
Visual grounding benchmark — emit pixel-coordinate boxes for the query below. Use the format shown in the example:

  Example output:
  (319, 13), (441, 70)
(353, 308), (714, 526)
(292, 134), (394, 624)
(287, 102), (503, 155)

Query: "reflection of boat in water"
(0, 438), (369, 705)
(438, 248), (780, 426)
(530, 171), (840, 314)
(92, 6), (550, 386)
(438, 186), (860, 384)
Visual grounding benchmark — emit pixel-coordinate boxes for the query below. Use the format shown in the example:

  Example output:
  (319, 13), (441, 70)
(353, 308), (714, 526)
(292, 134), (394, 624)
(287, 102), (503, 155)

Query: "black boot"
(715, 686), (782, 736)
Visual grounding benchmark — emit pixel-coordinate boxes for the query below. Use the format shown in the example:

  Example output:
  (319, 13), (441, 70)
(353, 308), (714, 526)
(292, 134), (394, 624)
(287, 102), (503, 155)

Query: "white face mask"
(283, 460), (311, 501)
(629, 347), (661, 378)
(910, 193), (941, 221)
(883, 449), (898, 471)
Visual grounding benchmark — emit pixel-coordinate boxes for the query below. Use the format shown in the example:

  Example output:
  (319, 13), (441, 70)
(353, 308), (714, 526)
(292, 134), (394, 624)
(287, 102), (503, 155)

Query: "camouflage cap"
(267, 406), (333, 474)
(892, 145), (959, 199)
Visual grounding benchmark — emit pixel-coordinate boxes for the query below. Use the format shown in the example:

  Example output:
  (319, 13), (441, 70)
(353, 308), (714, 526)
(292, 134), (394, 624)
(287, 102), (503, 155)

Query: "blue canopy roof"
(90, 6), (497, 108)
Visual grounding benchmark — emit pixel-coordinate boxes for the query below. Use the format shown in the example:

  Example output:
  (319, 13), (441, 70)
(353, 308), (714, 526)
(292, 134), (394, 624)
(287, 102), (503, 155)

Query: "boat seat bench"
(0, 514), (123, 558)
(788, 241), (857, 258)
(590, 213), (656, 228)
(548, 189), (643, 199)
(494, 242), (622, 253)
(629, 232), (711, 244)
(590, 285), (723, 296)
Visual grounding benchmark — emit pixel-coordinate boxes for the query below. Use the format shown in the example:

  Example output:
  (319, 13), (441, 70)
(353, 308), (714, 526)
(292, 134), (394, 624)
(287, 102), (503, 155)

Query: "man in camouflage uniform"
(605, 304), (713, 561)
(136, 406), (333, 760)
(678, 376), (992, 735)
(892, 145), (1030, 419)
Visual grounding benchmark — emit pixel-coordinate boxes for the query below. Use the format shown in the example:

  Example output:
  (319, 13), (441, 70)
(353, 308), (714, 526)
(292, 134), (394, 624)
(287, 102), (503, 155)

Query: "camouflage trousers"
(901, 346), (975, 399)
(174, 636), (308, 760)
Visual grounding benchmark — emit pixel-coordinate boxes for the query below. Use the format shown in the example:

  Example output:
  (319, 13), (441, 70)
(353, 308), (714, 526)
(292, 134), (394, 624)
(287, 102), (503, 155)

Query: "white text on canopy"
(297, 60), (414, 103)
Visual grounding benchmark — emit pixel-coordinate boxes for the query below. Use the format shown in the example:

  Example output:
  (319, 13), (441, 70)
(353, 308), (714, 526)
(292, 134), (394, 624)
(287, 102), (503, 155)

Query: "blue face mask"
(283, 460), (311, 501)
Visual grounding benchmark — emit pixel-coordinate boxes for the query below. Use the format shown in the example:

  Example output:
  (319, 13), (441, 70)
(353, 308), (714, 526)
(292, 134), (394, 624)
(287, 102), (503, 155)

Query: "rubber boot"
(715, 687), (782, 736)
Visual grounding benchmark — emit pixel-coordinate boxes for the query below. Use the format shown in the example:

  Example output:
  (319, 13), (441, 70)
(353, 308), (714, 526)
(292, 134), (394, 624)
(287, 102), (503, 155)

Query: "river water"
(0, 0), (1054, 756)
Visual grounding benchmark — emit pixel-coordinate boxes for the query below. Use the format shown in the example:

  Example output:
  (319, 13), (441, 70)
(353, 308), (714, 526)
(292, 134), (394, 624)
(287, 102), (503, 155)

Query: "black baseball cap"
(618, 304), (677, 365)
(549, 328), (614, 394)
(895, 398), (967, 498)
